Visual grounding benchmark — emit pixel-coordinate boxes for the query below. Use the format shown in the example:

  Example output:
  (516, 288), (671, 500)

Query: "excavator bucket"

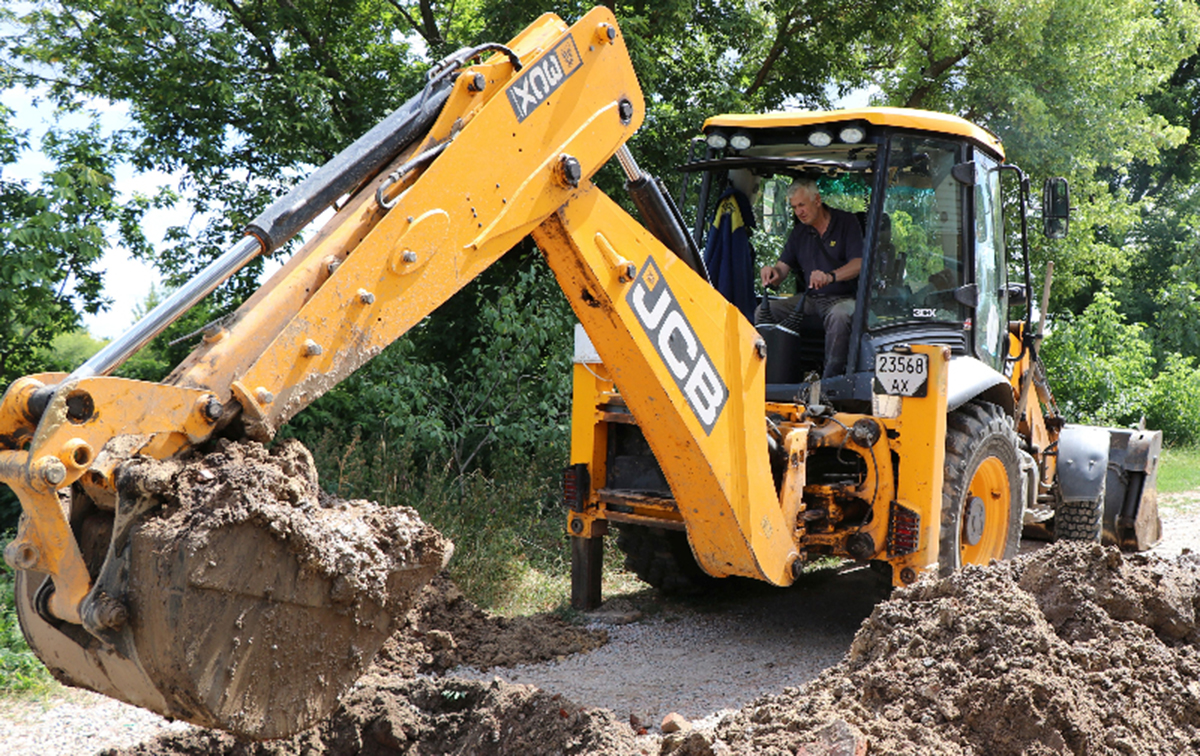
(12, 440), (450, 739)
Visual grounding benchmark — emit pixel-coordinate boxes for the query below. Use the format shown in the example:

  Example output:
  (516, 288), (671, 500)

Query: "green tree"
(1041, 289), (1156, 427)
(35, 330), (106, 373)
(1107, 34), (1200, 368)
(0, 103), (160, 385)
(1042, 288), (1200, 445)
(8, 0), (474, 298)
(8, 0), (1200, 471)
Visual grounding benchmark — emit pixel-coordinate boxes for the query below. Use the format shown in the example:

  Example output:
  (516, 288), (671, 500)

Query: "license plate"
(873, 352), (928, 397)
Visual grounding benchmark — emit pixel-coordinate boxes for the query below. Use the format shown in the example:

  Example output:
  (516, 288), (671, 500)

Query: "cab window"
(868, 136), (967, 329)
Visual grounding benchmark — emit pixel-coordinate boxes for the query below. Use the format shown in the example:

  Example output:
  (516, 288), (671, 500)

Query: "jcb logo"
(507, 36), (582, 123)
(627, 258), (728, 434)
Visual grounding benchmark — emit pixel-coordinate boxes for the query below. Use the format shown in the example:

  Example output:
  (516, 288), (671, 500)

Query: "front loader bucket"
(1102, 428), (1163, 551)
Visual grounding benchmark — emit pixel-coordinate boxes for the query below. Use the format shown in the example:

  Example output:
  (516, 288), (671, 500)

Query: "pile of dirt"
(110, 439), (451, 739)
(100, 573), (625, 756)
(372, 574), (609, 676)
(677, 543), (1200, 756)
(100, 440), (615, 755)
(103, 675), (637, 756)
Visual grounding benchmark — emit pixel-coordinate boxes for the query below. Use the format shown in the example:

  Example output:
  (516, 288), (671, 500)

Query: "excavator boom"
(0, 7), (677, 737)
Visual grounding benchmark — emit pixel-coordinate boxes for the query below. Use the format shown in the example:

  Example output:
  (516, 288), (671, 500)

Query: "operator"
(758, 179), (863, 378)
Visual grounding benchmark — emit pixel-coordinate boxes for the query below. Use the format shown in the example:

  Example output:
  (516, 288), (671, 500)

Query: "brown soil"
(103, 439), (450, 739)
(98, 571), (622, 756)
(102, 674), (636, 756)
(373, 574), (610, 677)
(680, 543), (1200, 756)
(99, 537), (1200, 756)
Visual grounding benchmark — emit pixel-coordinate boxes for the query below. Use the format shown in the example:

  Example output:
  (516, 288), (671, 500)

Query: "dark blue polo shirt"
(779, 207), (863, 298)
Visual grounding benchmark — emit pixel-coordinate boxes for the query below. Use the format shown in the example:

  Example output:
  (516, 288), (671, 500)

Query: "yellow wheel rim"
(960, 456), (1012, 566)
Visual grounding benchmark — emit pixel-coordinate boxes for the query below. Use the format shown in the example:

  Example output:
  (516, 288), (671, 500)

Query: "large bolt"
(850, 418), (882, 447)
(900, 567), (918, 585)
(255, 387), (275, 405)
(358, 289), (376, 305)
(204, 397), (223, 422)
(402, 250), (418, 263)
(559, 154), (582, 188)
(789, 555), (805, 580)
(618, 99), (634, 125)
(38, 457), (67, 486)
(84, 592), (129, 631)
(467, 73), (486, 93)
(304, 340), (324, 357)
(755, 339), (768, 359)
(846, 532), (876, 560)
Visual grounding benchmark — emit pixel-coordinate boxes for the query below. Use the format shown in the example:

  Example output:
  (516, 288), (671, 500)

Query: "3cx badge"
(627, 258), (728, 435)
(506, 35), (583, 123)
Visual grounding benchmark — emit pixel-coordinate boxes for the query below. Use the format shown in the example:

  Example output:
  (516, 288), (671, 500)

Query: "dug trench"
(91, 442), (1199, 756)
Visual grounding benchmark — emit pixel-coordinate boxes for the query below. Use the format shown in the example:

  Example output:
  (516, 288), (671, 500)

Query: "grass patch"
(308, 432), (585, 614)
(1158, 445), (1200, 495)
(0, 555), (55, 696)
(305, 430), (664, 617)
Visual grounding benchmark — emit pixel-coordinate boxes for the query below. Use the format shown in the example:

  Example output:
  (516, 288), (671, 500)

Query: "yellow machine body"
(0, 5), (1159, 734)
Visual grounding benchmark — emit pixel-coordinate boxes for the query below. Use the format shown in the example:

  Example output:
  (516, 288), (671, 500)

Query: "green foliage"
(1145, 351), (1200, 447)
(34, 330), (105, 374)
(0, 555), (53, 695)
(0, 105), (161, 385)
(1042, 289), (1200, 446)
(1042, 290), (1154, 427)
(9, 0), (449, 299)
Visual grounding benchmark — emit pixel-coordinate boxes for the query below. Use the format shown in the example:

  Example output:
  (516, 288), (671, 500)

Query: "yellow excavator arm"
(0, 7), (801, 736)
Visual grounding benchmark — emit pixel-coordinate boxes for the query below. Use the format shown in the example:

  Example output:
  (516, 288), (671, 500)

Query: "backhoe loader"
(0, 6), (1161, 740)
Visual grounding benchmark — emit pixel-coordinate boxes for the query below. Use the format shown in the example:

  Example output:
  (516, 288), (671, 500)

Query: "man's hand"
(809, 269), (835, 289)
(760, 262), (790, 289)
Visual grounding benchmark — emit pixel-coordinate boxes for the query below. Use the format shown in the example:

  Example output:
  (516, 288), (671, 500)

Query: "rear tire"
(939, 402), (1024, 576)
(1055, 483), (1105, 542)
(615, 524), (713, 595)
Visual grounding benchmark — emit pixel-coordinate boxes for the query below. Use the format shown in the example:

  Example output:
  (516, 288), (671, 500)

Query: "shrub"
(1145, 352), (1200, 446)
(1041, 289), (1155, 428)
(1043, 288), (1200, 445)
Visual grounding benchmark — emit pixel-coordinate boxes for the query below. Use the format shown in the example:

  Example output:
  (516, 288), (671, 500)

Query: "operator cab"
(683, 109), (1017, 410)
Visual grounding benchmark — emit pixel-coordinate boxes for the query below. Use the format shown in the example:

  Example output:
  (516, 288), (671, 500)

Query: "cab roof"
(703, 107), (1005, 160)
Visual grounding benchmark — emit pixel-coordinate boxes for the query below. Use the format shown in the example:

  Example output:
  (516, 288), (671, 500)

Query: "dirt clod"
(372, 574), (608, 677)
(112, 439), (450, 739)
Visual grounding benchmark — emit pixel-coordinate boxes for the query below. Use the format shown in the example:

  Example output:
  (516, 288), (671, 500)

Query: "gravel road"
(2, 494), (1196, 756)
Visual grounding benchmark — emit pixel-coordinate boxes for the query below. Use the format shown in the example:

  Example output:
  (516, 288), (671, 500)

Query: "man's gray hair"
(786, 178), (820, 201)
